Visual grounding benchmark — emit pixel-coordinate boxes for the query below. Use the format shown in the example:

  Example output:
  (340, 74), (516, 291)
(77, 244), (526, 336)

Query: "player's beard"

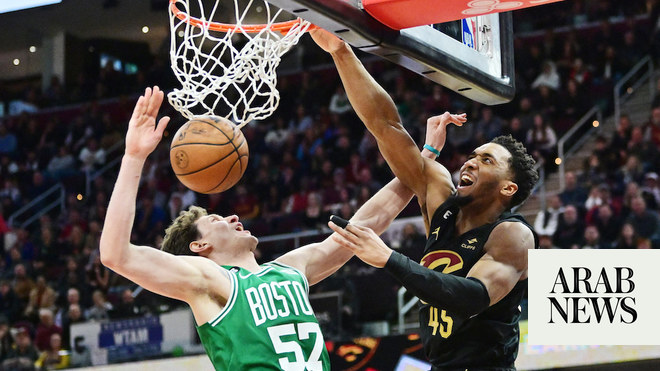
(450, 192), (474, 207)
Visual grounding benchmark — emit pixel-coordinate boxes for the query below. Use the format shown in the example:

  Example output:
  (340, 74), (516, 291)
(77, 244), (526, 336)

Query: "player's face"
(196, 214), (258, 252)
(456, 143), (513, 202)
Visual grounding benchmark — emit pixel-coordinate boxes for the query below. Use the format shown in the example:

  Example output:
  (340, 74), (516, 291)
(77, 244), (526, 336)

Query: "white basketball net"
(168, 0), (312, 128)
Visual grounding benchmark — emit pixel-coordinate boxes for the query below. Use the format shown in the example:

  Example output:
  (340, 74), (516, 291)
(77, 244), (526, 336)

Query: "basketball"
(170, 116), (249, 194)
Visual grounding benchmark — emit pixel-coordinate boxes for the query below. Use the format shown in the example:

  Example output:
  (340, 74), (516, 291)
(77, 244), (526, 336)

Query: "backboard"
(267, 0), (517, 105)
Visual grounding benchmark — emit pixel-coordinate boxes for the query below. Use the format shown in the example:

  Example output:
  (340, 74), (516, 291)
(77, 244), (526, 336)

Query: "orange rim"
(170, 0), (314, 33)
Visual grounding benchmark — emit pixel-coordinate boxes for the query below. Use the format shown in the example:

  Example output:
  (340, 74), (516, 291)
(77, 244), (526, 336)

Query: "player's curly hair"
(161, 205), (207, 256)
(491, 135), (539, 208)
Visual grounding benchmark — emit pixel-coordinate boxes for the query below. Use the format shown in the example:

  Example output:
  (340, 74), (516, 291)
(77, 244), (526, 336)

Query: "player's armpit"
(467, 222), (535, 305)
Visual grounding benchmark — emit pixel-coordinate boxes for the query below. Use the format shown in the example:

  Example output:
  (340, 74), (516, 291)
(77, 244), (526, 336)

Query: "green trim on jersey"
(196, 262), (330, 370)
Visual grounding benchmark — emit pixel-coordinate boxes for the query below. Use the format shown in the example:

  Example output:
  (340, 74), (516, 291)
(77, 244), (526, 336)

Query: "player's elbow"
(99, 246), (117, 269)
(99, 239), (124, 269)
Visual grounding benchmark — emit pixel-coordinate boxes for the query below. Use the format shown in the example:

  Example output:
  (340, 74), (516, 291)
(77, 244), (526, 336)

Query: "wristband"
(423, 144), (441, 156)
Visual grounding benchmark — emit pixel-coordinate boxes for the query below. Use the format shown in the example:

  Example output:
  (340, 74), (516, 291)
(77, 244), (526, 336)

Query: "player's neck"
(210, 251), (261, 272)
(456, 203), (505, 234)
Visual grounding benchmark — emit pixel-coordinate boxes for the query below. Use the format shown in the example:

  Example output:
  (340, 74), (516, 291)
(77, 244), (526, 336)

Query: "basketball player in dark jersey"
(314, 29), (539, 370)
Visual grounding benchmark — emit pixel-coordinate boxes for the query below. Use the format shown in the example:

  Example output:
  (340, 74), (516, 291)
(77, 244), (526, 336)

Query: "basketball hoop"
(167, 0), (313, 127)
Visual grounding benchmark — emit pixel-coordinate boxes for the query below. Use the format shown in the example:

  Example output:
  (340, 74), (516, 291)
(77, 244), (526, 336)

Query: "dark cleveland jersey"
(418, 195), (538, 369)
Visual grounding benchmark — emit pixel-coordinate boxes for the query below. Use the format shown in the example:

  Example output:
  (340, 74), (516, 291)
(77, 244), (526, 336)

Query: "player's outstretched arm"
(328, 221), (534, 316)
(276, 119), (454, 285)
(99, 87), (221, 303)
(311, 29), (464, 211)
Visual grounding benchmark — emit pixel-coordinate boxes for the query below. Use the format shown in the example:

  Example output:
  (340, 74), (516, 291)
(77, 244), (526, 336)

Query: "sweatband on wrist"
(423, 144), (441, 156)
(385, 251), (490, 317)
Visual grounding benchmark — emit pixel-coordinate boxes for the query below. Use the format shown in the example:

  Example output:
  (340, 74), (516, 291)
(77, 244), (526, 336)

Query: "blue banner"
(98, 316), (163, 362)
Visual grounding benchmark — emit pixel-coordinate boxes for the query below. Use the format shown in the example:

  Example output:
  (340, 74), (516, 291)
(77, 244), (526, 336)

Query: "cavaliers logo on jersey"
(420, 250), (464, 274)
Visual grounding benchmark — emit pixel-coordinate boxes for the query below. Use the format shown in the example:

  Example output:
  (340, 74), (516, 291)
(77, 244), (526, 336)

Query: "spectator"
(534, 194), (564, 237)
(56, 258), (87, 309)
(591, 204), (622, 246)
(579, 155), (607, 191)
(612, 223), (640, 249)
(593, 46), (623, 88)
(328, 86), (353, 115)
(78, 138), (106, 172)
(34, 309), (62, 352)
(46, 147), (76, 180)
(84, 290), (112, 322)
(24, 172), (53, 204)
(24, 276), (57, 321)
(112, 289), (143, 319)
(3, 324), (38, 370)
(610, 114), (632, 161)
(397, 223), (426, 262)
(264, 117), (292, 151)
(0, 124), (18, 158)
(229, 184), (260, 222)
(641, 172), (660, 210)
(626, 127), (658, 171)
(134, 196), (167, 245)
(85, 256), (110, 295)
(502, 116), (527, 144)
(591, 135), (620, 175)
(11, 264), (35, 308)
(0, 315), (11, 364)
(582, 225), (606, 249)
(55, 288), (80, 328)
(584, 185), (605, 211)
(556, 79), (589, 132)
(474, 106), (505, 142)
(35, 332), (69, 370)
(526, 113), (557, 161)
(60, 304), (84, 351)
(559, 171), (588, 208)
(303, 192), (325, 229)
(0, 280), (22, 323)
(644, 106), (660, 146)
(531, 60), (561, 90)
(553, 205), (585, 249)
(289, 104), (314, 133)
(626, 196), (660, 247)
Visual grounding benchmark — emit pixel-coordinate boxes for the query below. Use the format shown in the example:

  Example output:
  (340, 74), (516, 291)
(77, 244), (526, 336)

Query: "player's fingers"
(130, 96), (146, 123)
(145, 87), (160, 119)
(149, 87), (164, 117)
(331, 234), (356, 250)
(345, 223), (369, 236)
(155, 116), (170, 137)
(329, 222), (361, 244)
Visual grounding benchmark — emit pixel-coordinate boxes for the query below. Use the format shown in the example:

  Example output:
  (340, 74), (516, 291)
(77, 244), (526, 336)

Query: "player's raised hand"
(425, 112), (467, 153)
(328, 221), (393, 268)
(310, 28), (346, 54)
(125, 86), (170, 159)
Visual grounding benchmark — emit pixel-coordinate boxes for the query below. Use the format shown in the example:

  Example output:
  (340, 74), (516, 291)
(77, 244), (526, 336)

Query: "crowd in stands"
(1, 0), (660, 367)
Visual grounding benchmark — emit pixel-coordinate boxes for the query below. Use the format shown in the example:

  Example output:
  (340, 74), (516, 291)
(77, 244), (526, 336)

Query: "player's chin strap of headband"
(385, 251), (491, 318)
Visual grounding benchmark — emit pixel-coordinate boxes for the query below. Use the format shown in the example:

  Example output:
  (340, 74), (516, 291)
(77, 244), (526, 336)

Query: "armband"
(423, 144), (441, 156)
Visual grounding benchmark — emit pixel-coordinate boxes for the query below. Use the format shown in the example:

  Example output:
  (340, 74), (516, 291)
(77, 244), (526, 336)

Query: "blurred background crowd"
(1, 0), (660, 368)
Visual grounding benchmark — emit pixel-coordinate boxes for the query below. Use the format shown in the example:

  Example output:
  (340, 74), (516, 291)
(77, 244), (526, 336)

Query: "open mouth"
(235, 223), (243, 231)
(458, 174), (474, 188)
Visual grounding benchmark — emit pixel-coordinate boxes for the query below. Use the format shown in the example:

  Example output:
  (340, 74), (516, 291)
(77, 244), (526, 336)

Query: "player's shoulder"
(488, 221), (535, 253)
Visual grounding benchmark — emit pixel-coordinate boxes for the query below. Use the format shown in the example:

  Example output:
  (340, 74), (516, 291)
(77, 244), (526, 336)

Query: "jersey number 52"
(268, 322), (324, 371)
